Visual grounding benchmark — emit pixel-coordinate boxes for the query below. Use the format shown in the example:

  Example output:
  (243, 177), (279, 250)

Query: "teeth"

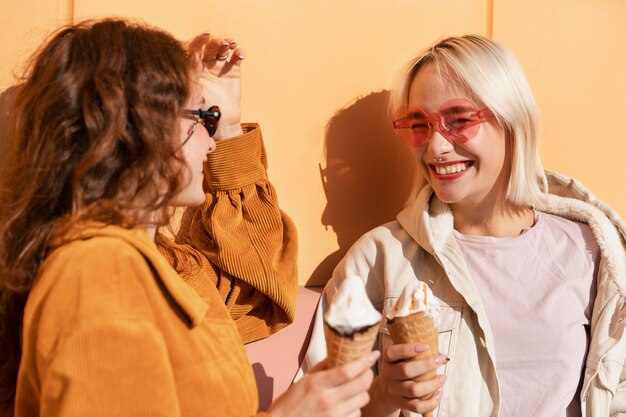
(435, 162), (469, 175)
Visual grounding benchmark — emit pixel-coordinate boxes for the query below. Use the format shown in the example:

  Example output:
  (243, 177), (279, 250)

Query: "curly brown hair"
(0, 19), (191, 409)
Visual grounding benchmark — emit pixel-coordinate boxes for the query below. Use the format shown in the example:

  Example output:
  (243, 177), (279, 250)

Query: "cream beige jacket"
(304, 171), (626, 417)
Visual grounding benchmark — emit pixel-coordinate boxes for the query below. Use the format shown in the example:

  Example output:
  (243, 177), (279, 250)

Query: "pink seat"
(245, 286), (322, 411)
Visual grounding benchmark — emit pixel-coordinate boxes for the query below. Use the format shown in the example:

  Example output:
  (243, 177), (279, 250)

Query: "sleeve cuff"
(203, 123), (268, 191)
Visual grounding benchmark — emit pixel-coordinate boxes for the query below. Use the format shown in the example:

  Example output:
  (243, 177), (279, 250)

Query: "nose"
(206, 135), (216, 154)
(426, 129), (454, 157)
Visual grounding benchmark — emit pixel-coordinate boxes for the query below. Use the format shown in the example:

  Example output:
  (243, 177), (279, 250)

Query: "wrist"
(213, 123), (243, 141)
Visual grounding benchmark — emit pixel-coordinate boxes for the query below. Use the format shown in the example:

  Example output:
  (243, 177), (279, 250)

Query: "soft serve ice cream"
(387, 280), (440, 325)
(325, 275), (382, 334)
(323, 275), (382, 367)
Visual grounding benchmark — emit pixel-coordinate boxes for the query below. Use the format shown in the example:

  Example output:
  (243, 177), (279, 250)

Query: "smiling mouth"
(431, 161), (473, 175)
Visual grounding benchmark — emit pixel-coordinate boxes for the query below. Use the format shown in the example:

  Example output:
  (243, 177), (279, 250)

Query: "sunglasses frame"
(181, 105), (221, 145)
(393, 99), (495, 147)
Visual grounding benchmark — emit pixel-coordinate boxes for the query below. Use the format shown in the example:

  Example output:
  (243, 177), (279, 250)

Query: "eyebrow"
(440, 105), (475, 114)
(407, 111), (433, 120)
(190, 95), (206, 109)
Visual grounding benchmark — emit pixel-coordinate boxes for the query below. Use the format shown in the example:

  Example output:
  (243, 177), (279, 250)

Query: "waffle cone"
(323, 321), (379, 368)
(386, 311), (438, 417)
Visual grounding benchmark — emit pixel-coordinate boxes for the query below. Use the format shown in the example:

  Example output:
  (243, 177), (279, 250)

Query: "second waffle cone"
(386, 311), (439, 417)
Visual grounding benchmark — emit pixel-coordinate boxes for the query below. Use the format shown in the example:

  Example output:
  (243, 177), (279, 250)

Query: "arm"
(176, 124), (298, 343)
(163, 34), (297, 343)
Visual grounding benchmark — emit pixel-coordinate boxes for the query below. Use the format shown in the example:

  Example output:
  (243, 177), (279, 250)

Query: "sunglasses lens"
(206, 106), (220, 136)
(439, 99), (484, 142)
(201, 116), (215, 136)
(393, 106), (431, 147)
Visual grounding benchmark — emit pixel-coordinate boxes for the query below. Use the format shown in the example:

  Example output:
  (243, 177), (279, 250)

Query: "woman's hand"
(187, 33), (244, 140)
(362, 343), (447, 417)
(268, 351), (380, 417)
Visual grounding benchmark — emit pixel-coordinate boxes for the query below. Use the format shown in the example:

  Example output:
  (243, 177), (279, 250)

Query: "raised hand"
(187, 33), (244, 140)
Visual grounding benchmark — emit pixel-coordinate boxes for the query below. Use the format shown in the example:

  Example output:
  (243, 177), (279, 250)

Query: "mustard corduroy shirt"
(14, 124), (297, 416)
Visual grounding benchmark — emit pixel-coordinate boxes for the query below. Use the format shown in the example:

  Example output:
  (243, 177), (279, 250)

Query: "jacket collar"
(397, 187), (498, 356)
(49, 223), (209, 327)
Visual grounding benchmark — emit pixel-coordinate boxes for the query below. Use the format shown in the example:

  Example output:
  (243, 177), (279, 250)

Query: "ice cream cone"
(386, 311), (438, 417)
(324, 321), (379, 368)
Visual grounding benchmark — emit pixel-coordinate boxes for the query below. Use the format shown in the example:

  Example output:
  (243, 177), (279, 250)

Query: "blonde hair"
(391, 35), (548, 206)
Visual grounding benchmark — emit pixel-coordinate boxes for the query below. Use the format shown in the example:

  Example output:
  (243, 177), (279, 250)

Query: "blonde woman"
(305, 35), (626, 417)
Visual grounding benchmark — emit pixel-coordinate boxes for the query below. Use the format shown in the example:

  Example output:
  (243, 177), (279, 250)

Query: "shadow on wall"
(306, 90), (417, 287)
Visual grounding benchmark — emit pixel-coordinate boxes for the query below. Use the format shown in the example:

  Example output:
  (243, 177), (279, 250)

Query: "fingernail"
(438, 374), (447, 383)
(414, 344), (428, 353)
(434, 354), (450, 364)
(434, 389), (443, 400)
(368, 351), (381, 361)
(238, 53), (245, 59)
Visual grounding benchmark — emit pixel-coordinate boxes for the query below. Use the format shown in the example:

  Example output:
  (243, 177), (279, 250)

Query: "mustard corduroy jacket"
(15, 124), (297, 416)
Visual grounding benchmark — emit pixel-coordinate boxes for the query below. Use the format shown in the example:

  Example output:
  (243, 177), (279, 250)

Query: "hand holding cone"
(386, 281), (441, 417)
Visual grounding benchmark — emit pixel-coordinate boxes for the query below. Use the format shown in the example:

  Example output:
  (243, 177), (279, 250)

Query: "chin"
(170, 189), (206, 208)
(431, 188), (465, 205)
(186, 193), (206, 207)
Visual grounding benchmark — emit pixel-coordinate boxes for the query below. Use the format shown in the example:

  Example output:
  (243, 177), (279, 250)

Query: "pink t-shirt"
(454, 211), (599, 417)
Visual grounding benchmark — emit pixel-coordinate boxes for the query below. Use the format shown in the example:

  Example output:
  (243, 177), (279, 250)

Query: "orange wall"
(0, 0), (71, 91)
(493, 0), (626, 227)
(2, 1), (624, 286)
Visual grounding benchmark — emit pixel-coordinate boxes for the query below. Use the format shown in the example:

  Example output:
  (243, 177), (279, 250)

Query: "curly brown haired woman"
(0, 19), (377, 417)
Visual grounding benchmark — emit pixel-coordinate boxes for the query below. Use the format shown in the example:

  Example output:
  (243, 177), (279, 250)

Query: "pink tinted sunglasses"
(393, 98), (495, 147)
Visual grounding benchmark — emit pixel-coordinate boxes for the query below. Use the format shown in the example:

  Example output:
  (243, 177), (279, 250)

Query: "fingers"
(216, 41), (244, 68)
(275, 354), (376, 417)
(383, 344), (449, 380)
(329, 360), (374, 401)
(327, 389), (370, 417)
(405, 389), (444, 415)
(307, 358), (330, 373)
(187, 34), (244, 67)
(320, 351), (380, 387)
(306, 356), (375, 417)
(375, 344), (449, 414)
(384, 342), (428, 362)
(229, 47), (245, 66)
(313, 368), (371, 413)
(187, 32), (211, 57)
(395, 375), (446, 400)
(213, 41), (232, 61)
(388, 355), (447, 382)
